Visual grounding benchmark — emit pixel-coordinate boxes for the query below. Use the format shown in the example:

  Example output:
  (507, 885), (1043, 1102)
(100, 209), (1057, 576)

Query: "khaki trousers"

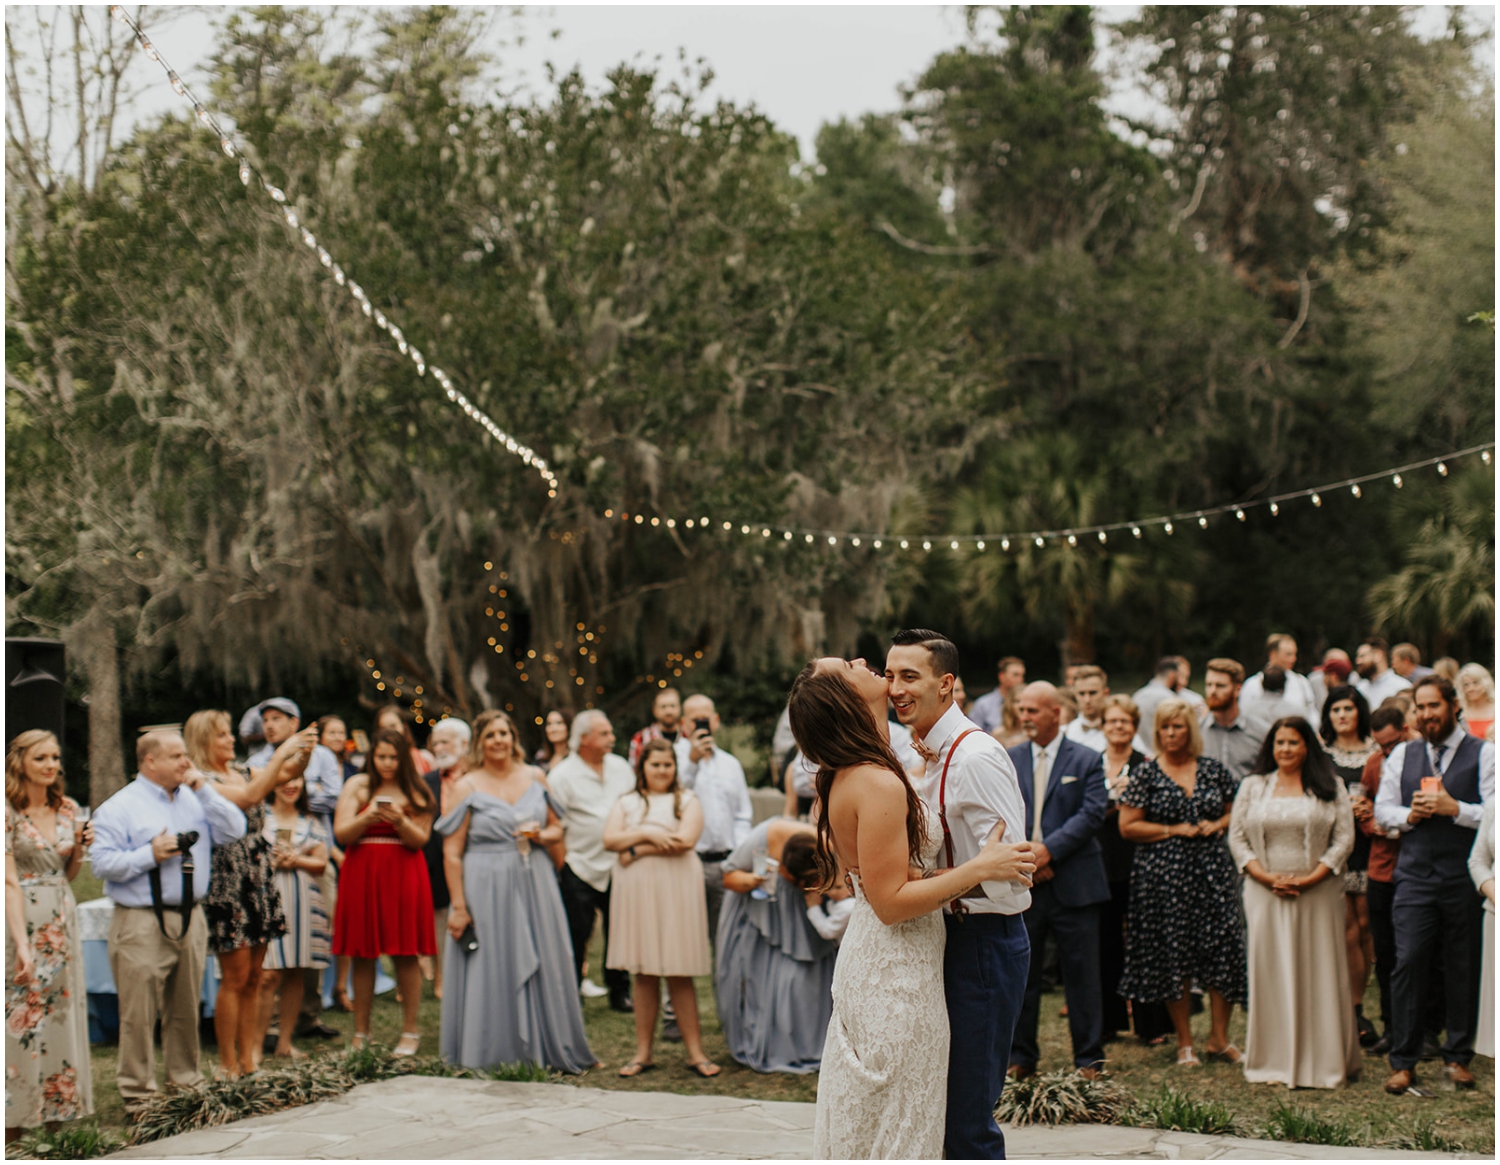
(107, 903), (207, 1106)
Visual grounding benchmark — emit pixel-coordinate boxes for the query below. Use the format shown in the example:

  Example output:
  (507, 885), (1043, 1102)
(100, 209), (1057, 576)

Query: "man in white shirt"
(1172, 657), (1209, 716)
(1130, 658), (1183, 749)
(1356, 637), (1413, 710)
(1374, 677), (1493, 1095)
(91, 731), (247, 1117)
(888, 629), (1033, 1160)
(547, 710), (637, 1012)
(1239, 633), (1319, 722)
(675, 694), (753, 946)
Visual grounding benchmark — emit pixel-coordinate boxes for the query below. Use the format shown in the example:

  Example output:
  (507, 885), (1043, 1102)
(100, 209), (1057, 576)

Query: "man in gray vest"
(1374, 677), (1494, 1094)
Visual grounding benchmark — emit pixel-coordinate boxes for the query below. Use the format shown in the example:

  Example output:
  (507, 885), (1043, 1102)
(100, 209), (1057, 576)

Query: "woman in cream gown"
(1229, 717), (1359, 1089)
(785, 657), (1033, 1159)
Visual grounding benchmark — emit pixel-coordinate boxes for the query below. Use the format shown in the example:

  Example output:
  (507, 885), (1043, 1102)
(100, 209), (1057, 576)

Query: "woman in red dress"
(333, 730), (435, 1055)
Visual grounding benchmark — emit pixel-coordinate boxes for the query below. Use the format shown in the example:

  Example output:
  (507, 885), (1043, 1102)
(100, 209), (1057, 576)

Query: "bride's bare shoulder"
(834, 762), (906, 793)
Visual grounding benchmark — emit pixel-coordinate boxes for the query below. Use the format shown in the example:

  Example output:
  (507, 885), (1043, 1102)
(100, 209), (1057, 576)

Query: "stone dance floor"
(109, 1077), (1483, 1160)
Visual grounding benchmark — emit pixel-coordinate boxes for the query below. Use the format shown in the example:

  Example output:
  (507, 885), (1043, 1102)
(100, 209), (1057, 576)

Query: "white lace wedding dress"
(813, 816), (948, 1159)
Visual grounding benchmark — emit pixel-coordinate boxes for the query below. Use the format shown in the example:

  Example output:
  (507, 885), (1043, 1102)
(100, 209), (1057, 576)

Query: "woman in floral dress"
(5, 730), (94, 1143)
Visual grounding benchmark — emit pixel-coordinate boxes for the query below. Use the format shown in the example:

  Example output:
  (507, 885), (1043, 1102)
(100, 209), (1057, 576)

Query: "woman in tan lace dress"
(5, 731), (94, 1142)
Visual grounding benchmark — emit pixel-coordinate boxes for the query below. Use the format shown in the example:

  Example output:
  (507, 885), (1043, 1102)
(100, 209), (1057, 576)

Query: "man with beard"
(1376, 678), (1493, 1094)
(1198, 659), (1269, 782)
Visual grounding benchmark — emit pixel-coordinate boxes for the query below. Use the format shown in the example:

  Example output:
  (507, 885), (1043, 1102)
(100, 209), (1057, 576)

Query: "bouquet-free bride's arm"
(846, 764), (1034, 926)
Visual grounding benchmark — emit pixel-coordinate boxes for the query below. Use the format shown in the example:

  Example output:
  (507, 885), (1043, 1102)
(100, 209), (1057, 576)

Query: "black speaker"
(6, 638), (66, 752)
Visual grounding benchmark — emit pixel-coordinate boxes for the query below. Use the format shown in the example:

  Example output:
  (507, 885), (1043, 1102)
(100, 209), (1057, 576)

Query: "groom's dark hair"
(890, 628), (960, 680)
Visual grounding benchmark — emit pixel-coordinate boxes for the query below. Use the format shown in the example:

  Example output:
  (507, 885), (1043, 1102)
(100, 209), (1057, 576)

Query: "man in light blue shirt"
(245, 697), (342, 821)
(91, 729), (246, 1115)
(968, 656), (1027, 736)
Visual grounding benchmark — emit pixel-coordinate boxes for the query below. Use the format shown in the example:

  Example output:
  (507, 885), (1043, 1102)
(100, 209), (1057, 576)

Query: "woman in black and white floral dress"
(1117, 700), (1246, 1068)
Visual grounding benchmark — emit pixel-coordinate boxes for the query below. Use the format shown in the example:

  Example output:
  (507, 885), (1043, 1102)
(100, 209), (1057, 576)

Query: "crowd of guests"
(2, 636), (1494, 1138)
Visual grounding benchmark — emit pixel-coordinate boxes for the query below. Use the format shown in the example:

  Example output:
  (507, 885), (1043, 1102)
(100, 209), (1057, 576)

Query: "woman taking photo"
(534, 709), (573, 773)
(436, 711), (592, 1073)
(4, 731), (93, 1141)
(603, 737), (717, 1078)
(332, 730), (435, 1055)
(184, 709), (303, 1080)
(1230, 717), (1358, 1088)
(715, 814), (838, 1074)
(1117, 699), (1246, 1068)
(255, 772), (330, 1061)
(1319, 685), (1379, 1046)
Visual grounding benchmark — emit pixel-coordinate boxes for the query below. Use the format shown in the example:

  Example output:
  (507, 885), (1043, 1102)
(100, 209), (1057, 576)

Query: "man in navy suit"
(1007, 681), (1110, 1078)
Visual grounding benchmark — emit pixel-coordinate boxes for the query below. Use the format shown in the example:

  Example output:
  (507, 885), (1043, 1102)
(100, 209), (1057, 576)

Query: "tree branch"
(875, 219), (995, 257)
(1277, 267), (1312, 349)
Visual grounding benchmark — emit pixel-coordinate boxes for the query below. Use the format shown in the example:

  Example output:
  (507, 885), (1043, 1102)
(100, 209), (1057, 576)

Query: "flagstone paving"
(109, 1077), (1486, 1159)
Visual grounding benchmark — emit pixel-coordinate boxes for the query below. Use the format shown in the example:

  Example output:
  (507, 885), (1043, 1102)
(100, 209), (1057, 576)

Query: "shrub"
(1259, 1101), (1362, 1147)
(8, 1122), (128, 1160)
(996, 1068), (1133, 1126)
(1125, 1085), (1242, 1136)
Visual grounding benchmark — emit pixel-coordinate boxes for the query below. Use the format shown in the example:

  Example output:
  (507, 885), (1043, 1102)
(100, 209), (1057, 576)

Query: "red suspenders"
(939, 728), (980, 915)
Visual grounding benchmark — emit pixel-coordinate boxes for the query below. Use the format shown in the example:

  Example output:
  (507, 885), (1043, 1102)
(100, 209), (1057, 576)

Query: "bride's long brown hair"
(787, 661), (926, 890)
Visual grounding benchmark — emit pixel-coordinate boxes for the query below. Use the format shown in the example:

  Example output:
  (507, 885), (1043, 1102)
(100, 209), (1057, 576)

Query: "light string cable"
(109, 6), (557, 498)
(599, 443), (1495, 551)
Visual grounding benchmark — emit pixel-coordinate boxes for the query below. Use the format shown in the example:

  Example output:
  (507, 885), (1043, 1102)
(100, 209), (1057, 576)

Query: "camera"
(176, 830), (200, 854)
(694, 717), (711, 735)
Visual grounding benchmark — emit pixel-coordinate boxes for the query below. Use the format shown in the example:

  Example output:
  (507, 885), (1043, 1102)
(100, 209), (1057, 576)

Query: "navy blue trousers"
(1011, 883), (1105, 1071)
(943, 911), (1030, 1160)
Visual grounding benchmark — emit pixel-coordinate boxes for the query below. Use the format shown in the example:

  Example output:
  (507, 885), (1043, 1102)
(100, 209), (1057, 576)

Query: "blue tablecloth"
(78, 897), (392, 1043)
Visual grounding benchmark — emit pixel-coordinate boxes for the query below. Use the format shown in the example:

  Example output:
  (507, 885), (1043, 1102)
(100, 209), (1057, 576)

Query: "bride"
(788, 657), (1034, 1159)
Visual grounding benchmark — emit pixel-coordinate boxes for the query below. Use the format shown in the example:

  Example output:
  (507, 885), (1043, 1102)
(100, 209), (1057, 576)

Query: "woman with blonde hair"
(4, 731), (93, 1141)
(436, 710), (592, 1071)
(184, 710), (306, 1077)
(1117, 700), (1247, 1067)
(1458, 664), (1495, 741)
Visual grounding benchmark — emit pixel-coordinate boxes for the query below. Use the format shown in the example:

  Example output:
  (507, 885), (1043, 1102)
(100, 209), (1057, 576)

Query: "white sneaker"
(579, 978), (609, 998)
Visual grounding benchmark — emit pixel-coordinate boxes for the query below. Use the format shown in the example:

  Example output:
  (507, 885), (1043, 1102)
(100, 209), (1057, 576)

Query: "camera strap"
(147, 855), (195, 939)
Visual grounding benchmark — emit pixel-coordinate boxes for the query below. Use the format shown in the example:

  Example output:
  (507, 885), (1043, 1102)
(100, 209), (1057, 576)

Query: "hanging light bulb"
(1351, 484), (1362, 498)
(139, 37), (159, 61)
(1164, 522), (1175, 535)
(1131, 526), (1142, 539)
(922, 540), (932, 552)
(1270, 502), (1280, 516)
(1311, 493), (1322, 507)
(977, 540), (986, 551)
(783, 531), (792, 541)
(1483, 450), (1492, 465)
(195, 104), (212, 127)
(851, 537), (861, 547)
(1034, 536), (1045, 548)
(950, 540), (960, 550)
(111, 6), (129, 24)
(267, 185), (287, 203)
(760, 528), (770, 537)
(1067, 534), (1077, 547)
(238, 159), (251, 185)
(873, 538), (883, 549)
(1198, 515), (1208, 529)
(900, 540), (910, 550)
(1437, 462), (1448, 477)
(1097, 530), (1107, 544)
(1235, 508), (1246, 521)
(805, 533), (814, 544)
(220, 138), (236, 157)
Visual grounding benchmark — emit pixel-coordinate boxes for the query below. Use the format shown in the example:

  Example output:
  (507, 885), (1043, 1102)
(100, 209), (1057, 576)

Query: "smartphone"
(1420, 777), (1443, 795)
(275, 828), (293, 847)
(694, 717), (711, 734)
(374, 796), (394, 809)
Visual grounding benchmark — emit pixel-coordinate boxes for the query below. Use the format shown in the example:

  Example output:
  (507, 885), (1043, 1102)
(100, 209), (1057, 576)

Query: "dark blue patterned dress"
(1117, 757), (1247, 1006)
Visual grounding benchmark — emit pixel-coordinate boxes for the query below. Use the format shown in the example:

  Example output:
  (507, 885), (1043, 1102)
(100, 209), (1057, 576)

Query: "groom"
(888, 629), (1033, 1160)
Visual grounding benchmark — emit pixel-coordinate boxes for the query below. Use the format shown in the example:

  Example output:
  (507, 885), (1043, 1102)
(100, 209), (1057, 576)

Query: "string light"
(1310, 493), (1322, 507)
(1350, 484), (1361, 498)
(115, 8), (558, 498)
(1437, 462), (1448, 477)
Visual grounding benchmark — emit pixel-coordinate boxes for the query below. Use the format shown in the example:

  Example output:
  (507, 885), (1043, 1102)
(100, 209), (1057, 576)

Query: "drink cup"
(763, 857), (781, 899)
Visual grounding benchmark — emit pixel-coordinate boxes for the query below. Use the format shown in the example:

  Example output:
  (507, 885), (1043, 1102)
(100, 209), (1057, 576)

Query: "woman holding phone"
(256, 773), (330, 1062)
(332, 730), (435, 1055)
(436, 711), (592, 1072)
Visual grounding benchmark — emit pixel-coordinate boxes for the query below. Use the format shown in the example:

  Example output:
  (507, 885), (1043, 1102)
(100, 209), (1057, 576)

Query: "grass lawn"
(66, 873), (1493, 1153)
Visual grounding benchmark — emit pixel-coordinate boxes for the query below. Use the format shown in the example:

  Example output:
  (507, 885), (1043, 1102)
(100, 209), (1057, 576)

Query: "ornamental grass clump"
(1124, 1085), (1242, 1136)
(995, 1068), (1133, 1126)
(9, 1121), (128, 1160)
(1260, 1100), (1362, 1147)
(127, 1046), (551, 1146)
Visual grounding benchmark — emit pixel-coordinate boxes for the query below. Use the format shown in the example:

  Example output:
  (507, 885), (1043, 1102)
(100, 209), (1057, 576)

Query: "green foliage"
(1260, 1100), (1362, 1147)
(126, 1047), (549, 1146)
(995, 1067), (1133, 1126)
(1391, 1118), (1469, 1154)
(1125, 1085), (1243, 1136)
(7, 1122), (128, 1160)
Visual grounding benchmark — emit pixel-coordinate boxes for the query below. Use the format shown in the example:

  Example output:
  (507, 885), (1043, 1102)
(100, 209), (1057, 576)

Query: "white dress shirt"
(1063, 718), (1106, 754)
(1240, 670), (1319, 723)
(547, 752), (637, 890)
(915, 702), (1030, 914)
(1374, 723), (1494, 833)
(1356, 668), (1413, 710)
(90, 775), (247, 908)
(675, 738), (752, 854)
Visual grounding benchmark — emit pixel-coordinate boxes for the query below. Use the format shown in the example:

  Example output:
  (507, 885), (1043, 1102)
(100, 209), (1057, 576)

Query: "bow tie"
(913, 737), (938, 765)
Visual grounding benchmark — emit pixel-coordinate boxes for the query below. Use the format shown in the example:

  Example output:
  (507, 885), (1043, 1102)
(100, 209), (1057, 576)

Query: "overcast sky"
(8, 5), (1494, 169)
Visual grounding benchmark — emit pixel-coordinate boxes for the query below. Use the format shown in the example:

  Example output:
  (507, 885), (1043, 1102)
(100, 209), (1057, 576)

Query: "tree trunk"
(73, 607), (126, 806)
(1062, 598), (1096, 667)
